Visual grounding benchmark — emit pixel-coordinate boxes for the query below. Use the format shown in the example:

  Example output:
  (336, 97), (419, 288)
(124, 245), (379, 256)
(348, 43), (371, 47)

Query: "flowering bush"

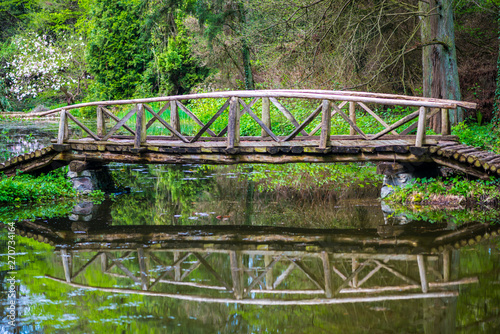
(5, 32), (88, 104)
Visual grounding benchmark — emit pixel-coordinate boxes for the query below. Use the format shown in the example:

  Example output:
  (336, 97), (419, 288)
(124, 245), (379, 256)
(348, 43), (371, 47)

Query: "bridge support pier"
(378, 162), (441, 199)
(67, 161), (115, 194)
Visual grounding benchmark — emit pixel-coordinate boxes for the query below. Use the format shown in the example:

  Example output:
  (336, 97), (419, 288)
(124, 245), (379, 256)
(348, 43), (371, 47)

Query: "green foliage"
(452, 121), (500, 153)
(85, 0), (152, 100)
(496, 7), (500, 117)
(386, 176), (500, 205)
(0, 200), (76, 222)
(155, 33), (209, 95)
(143, 3), (209, 96)
(0, 78), (12, 111)
(242, 163), (383, 193)
(0, 169), (76, 203)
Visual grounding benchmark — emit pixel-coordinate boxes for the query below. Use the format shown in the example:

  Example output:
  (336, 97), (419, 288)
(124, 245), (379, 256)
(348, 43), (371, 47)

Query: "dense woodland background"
(0, 0), (498, 123)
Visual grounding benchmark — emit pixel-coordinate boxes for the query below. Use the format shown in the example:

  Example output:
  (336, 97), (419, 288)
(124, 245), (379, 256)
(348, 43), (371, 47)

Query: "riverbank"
(0, 168), (104, 203)
(384, 176), (500, 208)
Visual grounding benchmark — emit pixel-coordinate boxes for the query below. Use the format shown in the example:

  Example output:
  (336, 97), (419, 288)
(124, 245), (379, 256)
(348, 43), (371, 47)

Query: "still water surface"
(0, 120), (499, 333)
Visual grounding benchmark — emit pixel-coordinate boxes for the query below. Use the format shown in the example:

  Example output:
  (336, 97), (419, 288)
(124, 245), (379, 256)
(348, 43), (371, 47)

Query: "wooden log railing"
(48, 90), (476, 150)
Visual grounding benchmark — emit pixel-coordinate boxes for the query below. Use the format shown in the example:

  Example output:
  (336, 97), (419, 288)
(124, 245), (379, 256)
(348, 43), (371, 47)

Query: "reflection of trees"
(108, 164), (384, 228)
(108, 164), (215, 226)
(455, 237), (500, 332)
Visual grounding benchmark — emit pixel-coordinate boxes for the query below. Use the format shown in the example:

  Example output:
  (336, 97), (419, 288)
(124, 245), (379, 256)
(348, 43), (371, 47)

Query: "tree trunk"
(237, 2), (255, 90)
(242, 39), (255, 90)
(495, 7), (500, 119)
(420, 0), (462, 134)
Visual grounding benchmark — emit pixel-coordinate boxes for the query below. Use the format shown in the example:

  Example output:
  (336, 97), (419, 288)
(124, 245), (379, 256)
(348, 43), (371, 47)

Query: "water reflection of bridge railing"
(32, 222), (493, 305)
(8, 215), (496, 305)
(45, 246), (476, 305)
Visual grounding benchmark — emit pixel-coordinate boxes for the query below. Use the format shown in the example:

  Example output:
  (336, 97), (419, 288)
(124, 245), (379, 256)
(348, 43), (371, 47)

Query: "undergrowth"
(0, 168), (106, 204)
(452, 121), (500, 153)
(242, 163), (383, 194)
(386, 176), (500, 206)
(0, 169), (76, 202)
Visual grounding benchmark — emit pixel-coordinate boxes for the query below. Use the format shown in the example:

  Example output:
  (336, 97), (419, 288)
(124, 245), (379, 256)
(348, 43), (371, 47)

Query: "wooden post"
(352, 257), (359, 288)
(319, 100), (331, 149)
(417, 255), (429, 293)
(261, 97), (271, 137)
(441, 108), (450, 135)
(443, 250), (450, 282)
(137, 248), (148, 291)
(349, 102), (356, 135)
(264, 255), (273, 290)
(415, 106), (427, 147)
(61, 249), (72, 283)
(64, 112), (69, 141)
(134, 104), (147, 149)
(174, 251), (181, 281)
(230, 251), (243, 299)
(101, 253), (107, 272)
(321, 252), (333, 298)
(57, 109), (68, 144)
(170, 100), (180, 133)
(227, 97), (240, 149)
(97, 106), (106, 137)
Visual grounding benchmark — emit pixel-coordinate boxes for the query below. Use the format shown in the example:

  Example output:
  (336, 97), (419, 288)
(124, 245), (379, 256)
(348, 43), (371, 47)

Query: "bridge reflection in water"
(13, 214), (491, 306)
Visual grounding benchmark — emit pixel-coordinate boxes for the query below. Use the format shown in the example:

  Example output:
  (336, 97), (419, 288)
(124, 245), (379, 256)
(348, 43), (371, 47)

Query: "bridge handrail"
(48, 89), (476, 150)
(31, 89), (475, 117)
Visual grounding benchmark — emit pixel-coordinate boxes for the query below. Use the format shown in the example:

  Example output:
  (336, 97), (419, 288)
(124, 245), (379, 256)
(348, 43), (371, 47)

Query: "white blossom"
(6, 32), (87, 101)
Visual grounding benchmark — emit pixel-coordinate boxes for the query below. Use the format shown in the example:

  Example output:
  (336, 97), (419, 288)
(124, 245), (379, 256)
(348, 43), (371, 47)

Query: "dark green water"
(1, 121), (500, 333)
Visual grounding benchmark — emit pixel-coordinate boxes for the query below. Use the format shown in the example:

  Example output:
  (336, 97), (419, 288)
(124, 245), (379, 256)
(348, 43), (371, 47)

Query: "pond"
(1, 119), (499, 333)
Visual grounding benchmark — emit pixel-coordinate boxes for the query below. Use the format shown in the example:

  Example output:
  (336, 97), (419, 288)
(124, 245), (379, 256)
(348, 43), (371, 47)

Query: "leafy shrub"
(0, 169), (75, 203)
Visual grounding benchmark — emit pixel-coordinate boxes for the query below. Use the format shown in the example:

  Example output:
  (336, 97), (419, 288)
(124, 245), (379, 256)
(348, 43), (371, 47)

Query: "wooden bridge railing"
(40, 90), (476, 150)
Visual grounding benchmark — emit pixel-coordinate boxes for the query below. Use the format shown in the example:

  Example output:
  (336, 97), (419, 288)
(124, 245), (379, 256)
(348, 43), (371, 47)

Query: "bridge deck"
(56, 135), (457, 154)
(50, 135), (452, 165)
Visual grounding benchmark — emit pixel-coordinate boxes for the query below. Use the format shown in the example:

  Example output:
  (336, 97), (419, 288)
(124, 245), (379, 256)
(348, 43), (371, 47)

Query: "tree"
(194, 0), (255, 90)
(140, 0), (209, 95)
(85, 0), (152, 100)
(5, 32), (87, 104)
(420, 0), (461, 133)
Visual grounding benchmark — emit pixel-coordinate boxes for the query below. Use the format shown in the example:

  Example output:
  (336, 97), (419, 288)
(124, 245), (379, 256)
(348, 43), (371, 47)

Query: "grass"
(452, 121), (500, 153)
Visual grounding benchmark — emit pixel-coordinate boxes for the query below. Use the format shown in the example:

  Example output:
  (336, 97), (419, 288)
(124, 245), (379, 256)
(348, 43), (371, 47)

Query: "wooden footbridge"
(1, 89), (492, 178)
